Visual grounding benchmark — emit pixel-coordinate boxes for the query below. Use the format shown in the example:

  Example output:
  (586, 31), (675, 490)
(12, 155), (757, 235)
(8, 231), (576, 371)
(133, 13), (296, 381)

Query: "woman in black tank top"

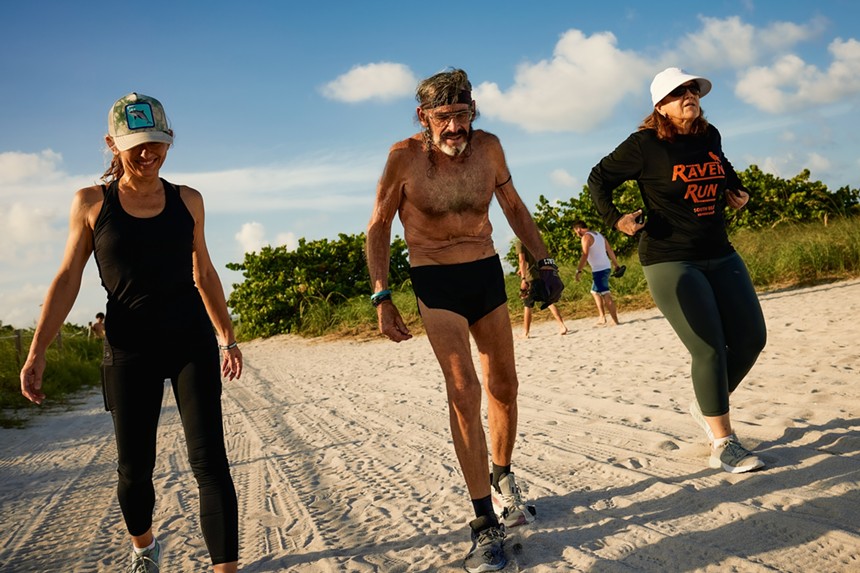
(20, 93), (242, 572)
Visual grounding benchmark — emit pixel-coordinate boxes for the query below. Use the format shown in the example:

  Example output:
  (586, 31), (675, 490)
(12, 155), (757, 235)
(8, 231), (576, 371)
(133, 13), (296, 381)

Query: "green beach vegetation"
(3, 166), (858, 427)
(1, 324), (102, 427)
(228, 166), (859, 338)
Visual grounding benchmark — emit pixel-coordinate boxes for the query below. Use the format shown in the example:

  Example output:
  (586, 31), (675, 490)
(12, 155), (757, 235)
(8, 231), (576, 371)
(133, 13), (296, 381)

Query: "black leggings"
(642, 252), (767, 416)
(102, 340), (238, 565)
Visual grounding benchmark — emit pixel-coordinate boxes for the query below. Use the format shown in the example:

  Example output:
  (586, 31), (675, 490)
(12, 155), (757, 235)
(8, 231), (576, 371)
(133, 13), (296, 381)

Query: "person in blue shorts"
(573, 221), (622, 325)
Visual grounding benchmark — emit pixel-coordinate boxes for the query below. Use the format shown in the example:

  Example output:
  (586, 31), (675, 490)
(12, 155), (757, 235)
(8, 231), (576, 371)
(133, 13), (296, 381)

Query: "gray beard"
(438, 140), (468, 156)
(432, 129), (470, 156)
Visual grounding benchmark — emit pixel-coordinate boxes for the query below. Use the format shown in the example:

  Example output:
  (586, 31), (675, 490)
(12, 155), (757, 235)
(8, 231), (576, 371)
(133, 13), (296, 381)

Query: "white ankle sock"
(713, 434), (735, 448)
(133, 538), (156, 554)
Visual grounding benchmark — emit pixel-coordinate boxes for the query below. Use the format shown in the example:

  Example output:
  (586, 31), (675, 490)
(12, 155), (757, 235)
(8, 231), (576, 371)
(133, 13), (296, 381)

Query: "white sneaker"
(492, 472), (536, 527)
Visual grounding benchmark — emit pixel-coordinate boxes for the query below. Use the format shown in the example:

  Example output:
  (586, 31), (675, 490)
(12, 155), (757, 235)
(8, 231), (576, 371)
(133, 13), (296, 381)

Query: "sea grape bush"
(508, 166), (859, 267)
(228, 167), (857, 338)
(227, 233), (408, 338)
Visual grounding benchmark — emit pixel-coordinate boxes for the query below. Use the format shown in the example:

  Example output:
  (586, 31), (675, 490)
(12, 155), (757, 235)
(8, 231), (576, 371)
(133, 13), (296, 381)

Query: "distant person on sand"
(90, 311), (106, 339)
(366, 68), (563, 572)
(20, 93), (242, 572)
(588, 67), (767, 474)
(516, 239), (567, 337)
(572, 221), (623, 325)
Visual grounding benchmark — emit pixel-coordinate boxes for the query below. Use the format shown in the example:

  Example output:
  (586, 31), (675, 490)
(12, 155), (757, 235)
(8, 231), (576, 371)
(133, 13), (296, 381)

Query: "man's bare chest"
(407, 161), (495, 217)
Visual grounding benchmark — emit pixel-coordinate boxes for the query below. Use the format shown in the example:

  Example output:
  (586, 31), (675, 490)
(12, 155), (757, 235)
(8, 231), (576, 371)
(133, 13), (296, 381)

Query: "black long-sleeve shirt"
(588, 124), (746, 266)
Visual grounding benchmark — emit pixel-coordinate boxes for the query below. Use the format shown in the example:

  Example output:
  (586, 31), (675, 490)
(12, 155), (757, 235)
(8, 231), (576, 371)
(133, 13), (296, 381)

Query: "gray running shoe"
(464, 516), (506, 573)
(492, 472), (536, 527)
(689, 400), (715, 444)
(709, 435), (765, 474)
(127, 538), (162, 573)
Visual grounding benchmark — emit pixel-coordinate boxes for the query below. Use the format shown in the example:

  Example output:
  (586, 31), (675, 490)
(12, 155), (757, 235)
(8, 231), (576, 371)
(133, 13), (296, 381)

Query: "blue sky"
(2, 0), (859, 327)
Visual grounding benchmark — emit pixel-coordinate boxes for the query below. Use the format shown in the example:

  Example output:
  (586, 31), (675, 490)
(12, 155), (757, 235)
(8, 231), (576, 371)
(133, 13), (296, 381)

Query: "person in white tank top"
(573, 221), (622, 325)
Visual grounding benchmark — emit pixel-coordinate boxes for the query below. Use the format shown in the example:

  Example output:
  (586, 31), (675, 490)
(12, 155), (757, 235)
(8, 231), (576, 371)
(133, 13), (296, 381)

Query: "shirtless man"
(366, 68), (563, 572)
(90, 312), (106, 339)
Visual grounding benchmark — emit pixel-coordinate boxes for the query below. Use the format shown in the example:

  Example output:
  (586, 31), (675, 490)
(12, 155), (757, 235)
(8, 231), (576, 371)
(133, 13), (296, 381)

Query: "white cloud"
(549, 168), (580, 190)
(0, 150), (65, 184)
(235, 222), (267, 255)
(735, 37), (860, 112)
(0, 267), (105, 329)
(0, 283), (46, 328)
(747, 151), (831, 181)
(0, 150), (98, 204)
(465, 17), (834, 132)
(758, 18), (825, 51)
(678, 16), (758, 68)
(676, 16), (822, 69)
(473, 30), (650, 132)
(275, 231), (298, 250)
(0, 202), (63, 265)
(757, 156), (787, 178)
(234, 224), (300, 255)
(166, 150), (380, 214)
(322, 62), (417, 103)
(807, 152), (832, 173)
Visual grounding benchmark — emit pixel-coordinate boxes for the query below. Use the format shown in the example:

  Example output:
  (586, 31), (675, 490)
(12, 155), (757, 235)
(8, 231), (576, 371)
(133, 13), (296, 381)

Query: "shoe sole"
(465, 561), (507, 573)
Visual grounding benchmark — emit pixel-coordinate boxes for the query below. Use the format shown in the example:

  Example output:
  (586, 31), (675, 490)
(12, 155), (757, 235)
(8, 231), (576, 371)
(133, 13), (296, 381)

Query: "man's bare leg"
(470, 304), (519, 468)
(419, 301), (492, 501)
(603, 293), (619, 325)
(472, 304), (536, 527)
(591, 292), (606, 324)
(548, 304), (568, 334)
(522, 306), (532, 338)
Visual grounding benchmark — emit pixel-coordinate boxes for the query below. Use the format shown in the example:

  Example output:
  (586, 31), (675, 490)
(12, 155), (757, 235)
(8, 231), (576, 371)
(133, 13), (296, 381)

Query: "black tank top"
(93, 179), (212, 351)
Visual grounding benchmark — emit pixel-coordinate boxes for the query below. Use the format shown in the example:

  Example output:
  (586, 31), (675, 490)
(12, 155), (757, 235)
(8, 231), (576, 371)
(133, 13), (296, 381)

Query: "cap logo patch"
(125, 103), (155, 130)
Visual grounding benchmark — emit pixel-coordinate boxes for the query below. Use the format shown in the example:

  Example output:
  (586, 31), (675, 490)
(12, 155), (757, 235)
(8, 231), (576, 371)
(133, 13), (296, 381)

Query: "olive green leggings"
(643, 252), (767, 416)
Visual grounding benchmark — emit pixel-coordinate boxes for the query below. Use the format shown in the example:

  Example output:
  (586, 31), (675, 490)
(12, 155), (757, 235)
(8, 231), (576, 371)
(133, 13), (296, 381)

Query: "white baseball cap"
(650, 67), (712, 106)
(108, 93), (174, 151)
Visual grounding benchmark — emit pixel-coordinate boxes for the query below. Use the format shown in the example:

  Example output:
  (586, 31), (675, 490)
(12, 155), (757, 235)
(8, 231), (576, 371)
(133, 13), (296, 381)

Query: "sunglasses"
(668, 82), (701, 98)
(427, 109), (474, 126)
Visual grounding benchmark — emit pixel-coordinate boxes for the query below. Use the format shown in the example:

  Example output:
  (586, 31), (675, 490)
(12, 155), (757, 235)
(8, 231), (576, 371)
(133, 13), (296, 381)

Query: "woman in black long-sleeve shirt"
(588, 67), (767, 474)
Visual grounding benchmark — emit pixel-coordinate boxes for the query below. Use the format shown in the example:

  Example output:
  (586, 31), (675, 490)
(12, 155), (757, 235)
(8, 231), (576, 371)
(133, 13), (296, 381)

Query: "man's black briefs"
(410, 255), (508, 325)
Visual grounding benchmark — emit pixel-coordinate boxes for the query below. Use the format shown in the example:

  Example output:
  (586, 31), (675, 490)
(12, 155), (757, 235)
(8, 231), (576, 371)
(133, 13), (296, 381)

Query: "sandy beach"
(1, 279), (858, 572)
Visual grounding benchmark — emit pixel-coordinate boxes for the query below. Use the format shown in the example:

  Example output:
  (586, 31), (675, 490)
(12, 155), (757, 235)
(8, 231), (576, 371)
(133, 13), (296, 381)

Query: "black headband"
(444, 90), (472, 105)
(426, 89), (472, 108)
(453, 89), (472, 104)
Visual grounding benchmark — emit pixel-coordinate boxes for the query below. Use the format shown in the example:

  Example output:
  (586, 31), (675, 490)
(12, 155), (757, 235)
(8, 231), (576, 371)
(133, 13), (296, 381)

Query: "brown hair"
(415, 68), (473, 109)
(638, 109), (709, 141)
(101, 154), (123, 184)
